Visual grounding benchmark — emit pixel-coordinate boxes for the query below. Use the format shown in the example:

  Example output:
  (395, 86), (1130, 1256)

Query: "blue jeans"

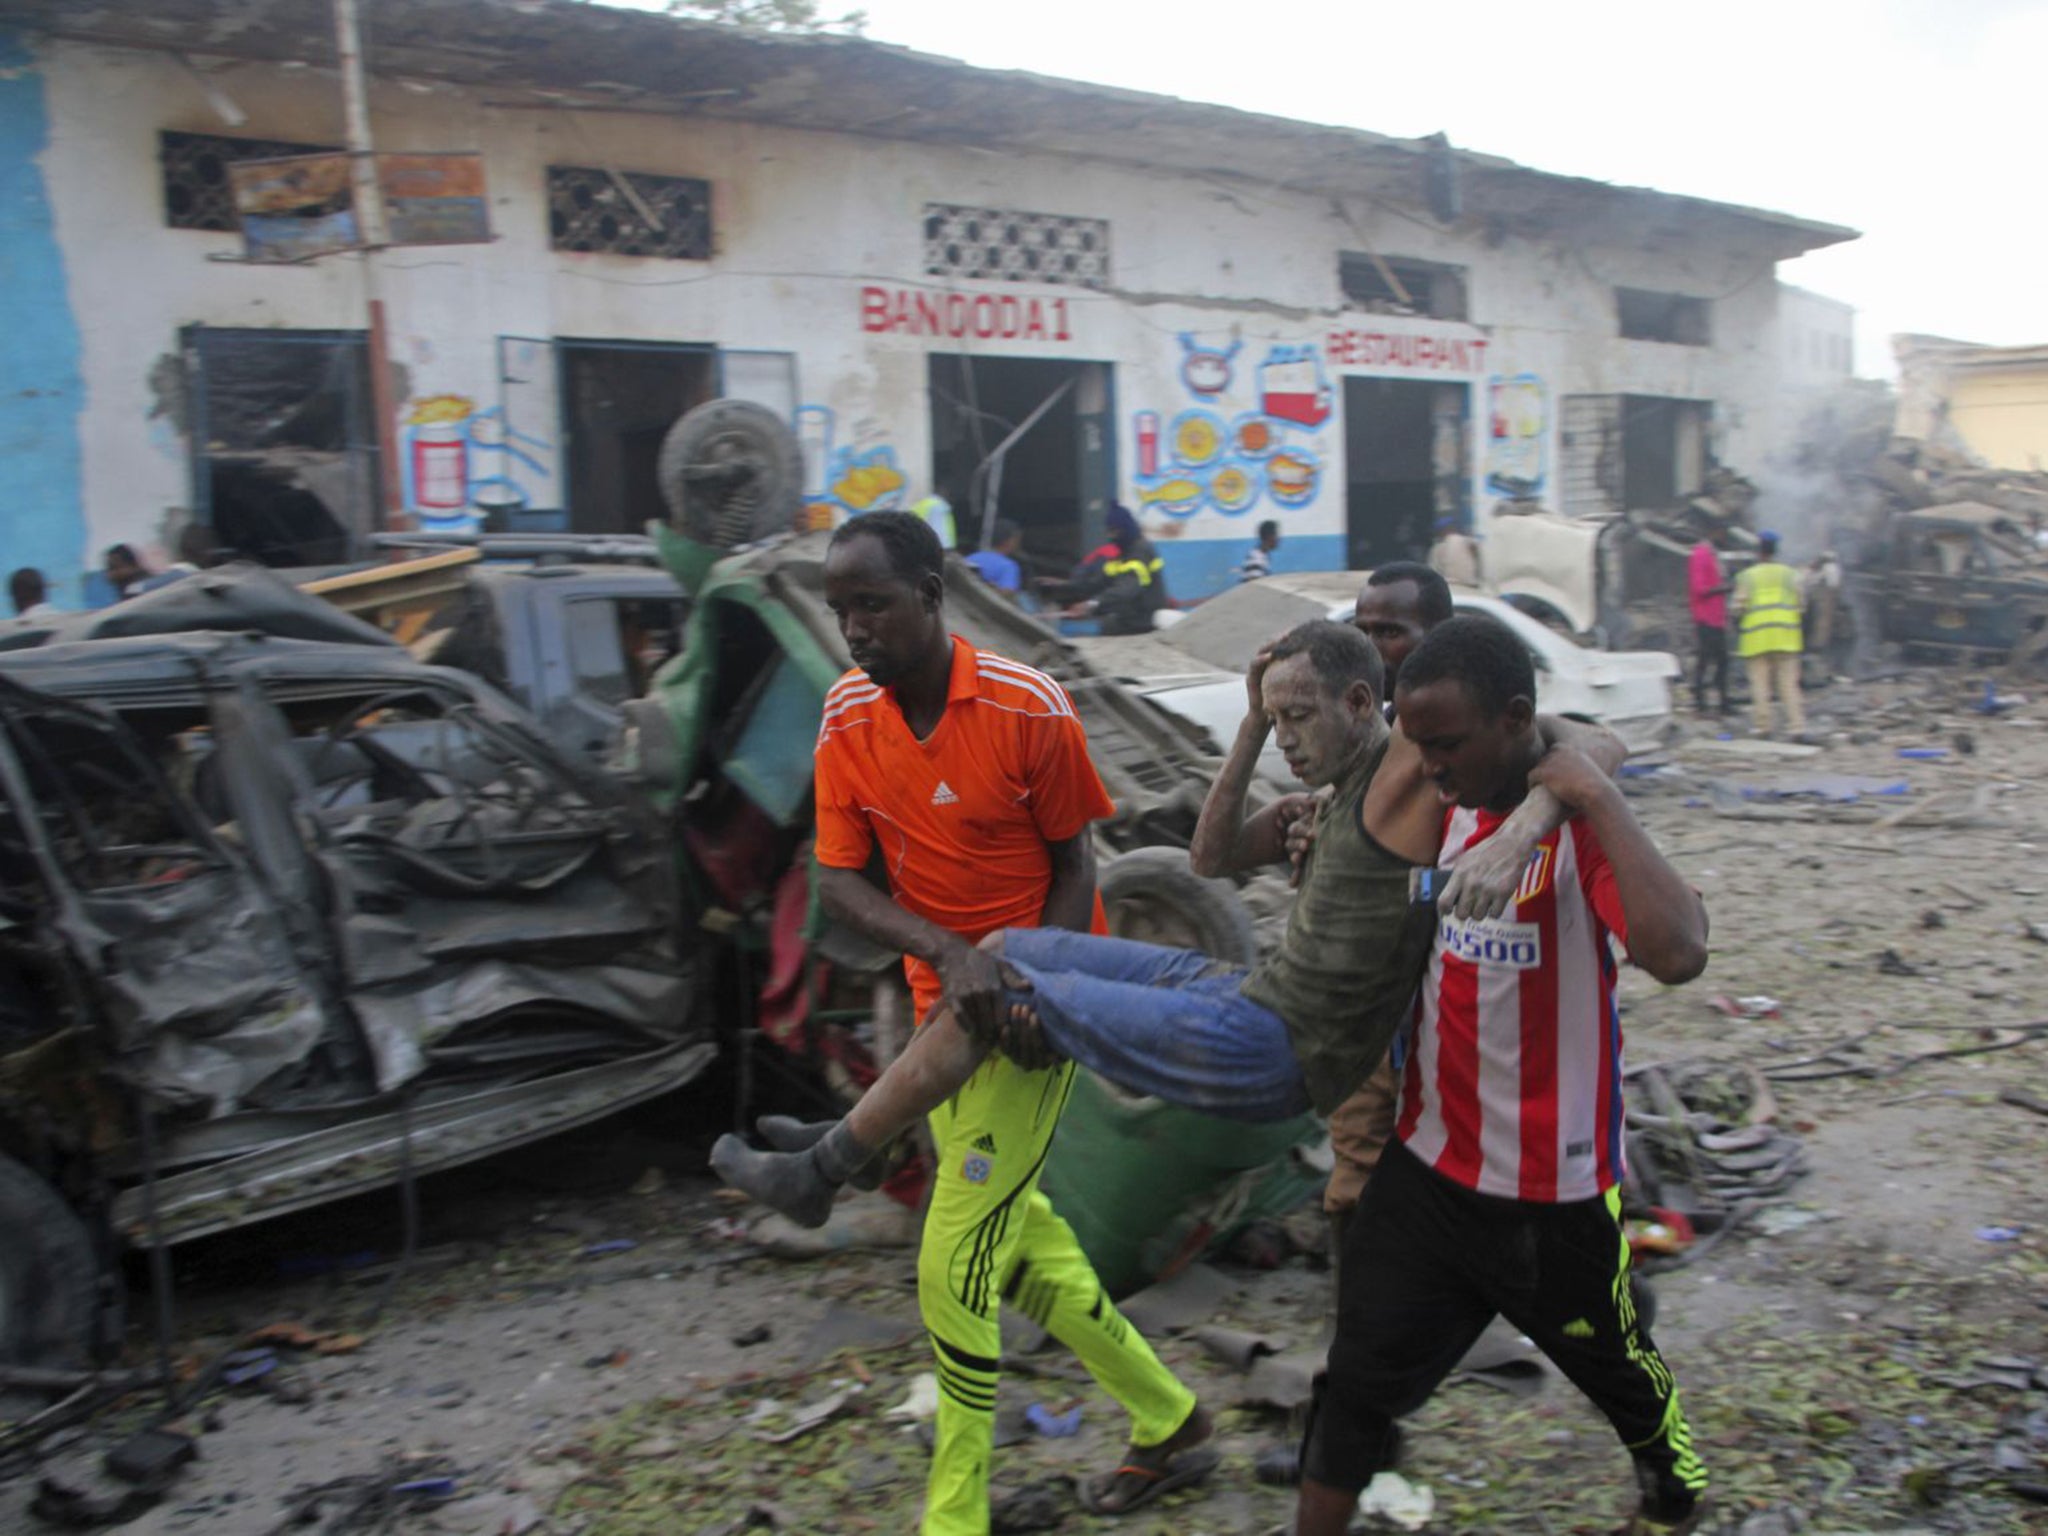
(998, 929), (1310, 1122)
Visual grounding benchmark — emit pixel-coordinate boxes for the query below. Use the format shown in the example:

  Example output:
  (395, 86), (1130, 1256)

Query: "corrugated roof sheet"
(8, 0), (1856, 257)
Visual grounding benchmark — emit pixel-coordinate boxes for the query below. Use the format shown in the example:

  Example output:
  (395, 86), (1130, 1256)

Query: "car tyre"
(0, 1154), (101, 1369)
(657, 398), (803, 551)
(1100, 847), (1258, 967)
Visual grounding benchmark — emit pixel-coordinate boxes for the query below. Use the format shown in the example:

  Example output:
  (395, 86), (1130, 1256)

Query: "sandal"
(1078, 1446), (1220, 1515)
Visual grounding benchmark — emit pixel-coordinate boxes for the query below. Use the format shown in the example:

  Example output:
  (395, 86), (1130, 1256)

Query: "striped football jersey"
(1395, 807), (1630, 1203)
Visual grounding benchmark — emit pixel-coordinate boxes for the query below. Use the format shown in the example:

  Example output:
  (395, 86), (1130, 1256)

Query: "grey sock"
(756, 1116), (888, 1191)
(709, 1132), (842, 1229)
(757, 1114), (831, 1153)
(812, 1119), (874, 1184)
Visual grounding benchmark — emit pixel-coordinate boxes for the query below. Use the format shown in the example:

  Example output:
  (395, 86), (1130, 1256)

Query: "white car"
(1072, 572), (1679, 786)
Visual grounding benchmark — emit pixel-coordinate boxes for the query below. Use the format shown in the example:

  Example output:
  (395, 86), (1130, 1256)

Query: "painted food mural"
(1132, 339), (1329, 517)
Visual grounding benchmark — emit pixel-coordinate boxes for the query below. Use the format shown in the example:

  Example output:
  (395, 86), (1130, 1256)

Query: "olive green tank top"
(1240, 739), (1437, 1116)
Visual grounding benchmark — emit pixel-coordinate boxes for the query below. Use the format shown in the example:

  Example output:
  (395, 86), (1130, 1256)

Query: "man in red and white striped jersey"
(1398, 795), (1631, 1201)
(1295, 614), (1712, 1536)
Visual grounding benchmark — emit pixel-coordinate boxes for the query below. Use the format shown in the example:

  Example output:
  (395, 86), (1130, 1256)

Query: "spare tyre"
(0, 1155), (100, 1369)
(656, 398), (803, 552)
(1099, 846), (1257, 968)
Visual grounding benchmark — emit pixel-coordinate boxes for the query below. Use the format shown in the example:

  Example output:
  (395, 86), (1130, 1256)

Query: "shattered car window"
(565, 598), (688, 709)
(284, 685), (609, 888)
(0, 696), (216, 893)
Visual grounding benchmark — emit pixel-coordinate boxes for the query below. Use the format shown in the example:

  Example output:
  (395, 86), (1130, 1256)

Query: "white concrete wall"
(1777, 283), (1857, 394)
(30, 36), (1827, 595)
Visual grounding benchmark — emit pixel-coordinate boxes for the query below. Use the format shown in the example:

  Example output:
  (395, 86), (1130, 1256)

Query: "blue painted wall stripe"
(1155, 534), (1348, 602)
(0, 30), (85, 609)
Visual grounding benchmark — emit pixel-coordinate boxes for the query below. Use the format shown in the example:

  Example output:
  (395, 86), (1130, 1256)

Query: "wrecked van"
(1869, 501), (2048, 657)
(0, 627), (700, 1365)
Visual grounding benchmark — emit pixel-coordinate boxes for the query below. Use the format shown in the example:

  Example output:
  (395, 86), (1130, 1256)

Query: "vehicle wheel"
(1101, 847), (1258, 967)
(657, 398), (802, 551)
(0, 1155), (100, 1368)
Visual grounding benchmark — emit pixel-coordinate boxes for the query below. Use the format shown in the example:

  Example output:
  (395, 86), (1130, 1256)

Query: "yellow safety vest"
(1735, 561), (1803, 657)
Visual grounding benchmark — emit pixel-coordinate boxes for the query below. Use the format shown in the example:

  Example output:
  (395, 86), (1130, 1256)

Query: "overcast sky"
(637, 0), (2043, 375)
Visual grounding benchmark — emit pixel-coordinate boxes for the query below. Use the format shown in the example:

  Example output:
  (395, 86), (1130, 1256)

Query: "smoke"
(1747, 380), (1897, 569)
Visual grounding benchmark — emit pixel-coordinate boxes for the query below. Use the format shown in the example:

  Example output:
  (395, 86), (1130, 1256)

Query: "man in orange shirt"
(713, 512), (1212, 1531)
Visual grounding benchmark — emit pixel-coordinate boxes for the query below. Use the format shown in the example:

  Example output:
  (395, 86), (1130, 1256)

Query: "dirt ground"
(5, 664), (2048, 1536)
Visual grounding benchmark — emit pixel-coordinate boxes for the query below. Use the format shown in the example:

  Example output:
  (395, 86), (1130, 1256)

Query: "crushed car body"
(0, 603), (701, 1251)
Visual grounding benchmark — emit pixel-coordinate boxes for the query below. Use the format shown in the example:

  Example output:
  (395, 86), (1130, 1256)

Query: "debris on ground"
(2000, 1087), (2048, 1118)
(756, 1382), (864, 1444)
(883, 1373), (937, 1424)
(1709, 994), (1782, 1019)
(1116, 1264), (1239, 1336)
(268, 1453), (463, 1534)
(244, 1322), (364, 1356)
(1761, 1019), (2048, 1082)
(1358, 1469), (1435, 1531)
(1021, 1402), (1082, 1438)
(744, 1195), (920, 1258)
(988, 1478), (1067, 1533)
(1625, 1060), (1807, 1245)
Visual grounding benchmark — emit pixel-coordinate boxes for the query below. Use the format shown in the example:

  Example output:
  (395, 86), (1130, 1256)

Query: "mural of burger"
(1266, 448), (1319, 508)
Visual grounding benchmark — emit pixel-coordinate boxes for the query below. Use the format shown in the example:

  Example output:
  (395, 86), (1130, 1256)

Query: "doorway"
(1620, 396), (1711, 510)
(559, 341), (717, 535)
(185, 326), (379, 566)
(928, 356), (1114, 575)
(1344, 377), (1469, 569)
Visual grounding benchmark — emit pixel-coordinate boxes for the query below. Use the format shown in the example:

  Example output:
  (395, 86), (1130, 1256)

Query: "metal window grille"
(160, 130), (338, 232)
(547, 166), (712, 260)
(922, 204), (1110, 290)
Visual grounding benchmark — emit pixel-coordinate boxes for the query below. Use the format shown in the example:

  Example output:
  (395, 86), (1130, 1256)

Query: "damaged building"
(0, 0), (1856, 603)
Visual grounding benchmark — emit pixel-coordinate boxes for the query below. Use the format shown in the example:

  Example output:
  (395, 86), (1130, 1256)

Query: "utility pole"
(332, 0), (406, 530)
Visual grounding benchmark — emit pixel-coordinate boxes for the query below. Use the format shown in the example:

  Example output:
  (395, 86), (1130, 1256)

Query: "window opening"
(923, 204), (1110, 290)
(558, 341), (718, 535)
(1620, 397), (1713, 510)
(547, 166), (712, 260)
(0, 697), (217, 893)
(161, 129), (339, 231)
(565, 597), (687, 709)
(1338, 252), (1468, 319)
(186, 327), (378, 565)
(1617, 288), (1711, 346)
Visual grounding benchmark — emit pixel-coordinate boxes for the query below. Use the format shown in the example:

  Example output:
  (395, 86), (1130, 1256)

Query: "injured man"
(712, 618), (1624, 1227)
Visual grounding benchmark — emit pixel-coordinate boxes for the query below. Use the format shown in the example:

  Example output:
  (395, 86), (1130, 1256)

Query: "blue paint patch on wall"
(0, 31), (85, 608)
(1155, 534), (1348, 601)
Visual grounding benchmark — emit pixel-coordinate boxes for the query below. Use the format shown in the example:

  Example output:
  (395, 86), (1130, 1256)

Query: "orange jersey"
(813, 636), (1114, 1018)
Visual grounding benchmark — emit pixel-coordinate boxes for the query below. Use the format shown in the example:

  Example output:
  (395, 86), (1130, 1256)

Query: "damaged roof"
(8, 0), (1856, 258)
(1895, 334), (2048, 374)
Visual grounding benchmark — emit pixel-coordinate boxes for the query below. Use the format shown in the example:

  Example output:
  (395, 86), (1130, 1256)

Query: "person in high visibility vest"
(910, 494), (957, 552)
(1731, 530), (1806, 737)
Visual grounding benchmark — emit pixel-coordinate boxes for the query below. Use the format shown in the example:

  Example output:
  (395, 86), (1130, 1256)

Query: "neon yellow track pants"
(918, 1054), (1195, 1536)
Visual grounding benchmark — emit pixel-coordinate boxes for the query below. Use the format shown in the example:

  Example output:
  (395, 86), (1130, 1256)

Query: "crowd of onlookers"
(7, 527), (229, 625)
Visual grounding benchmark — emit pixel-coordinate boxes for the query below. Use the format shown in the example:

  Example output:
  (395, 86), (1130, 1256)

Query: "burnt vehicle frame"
(1864, 501), (2048, 660)
(0, 628), (702, 1365)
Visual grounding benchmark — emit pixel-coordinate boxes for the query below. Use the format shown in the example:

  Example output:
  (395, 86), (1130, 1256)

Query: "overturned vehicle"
(0, 621), (700, 1365)
(1864, 500), (2048, 660)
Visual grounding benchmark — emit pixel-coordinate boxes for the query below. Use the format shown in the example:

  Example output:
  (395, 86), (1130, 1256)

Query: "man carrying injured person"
(713, 615), (1625, 1218)
(1293, 614), (1711, 1536)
